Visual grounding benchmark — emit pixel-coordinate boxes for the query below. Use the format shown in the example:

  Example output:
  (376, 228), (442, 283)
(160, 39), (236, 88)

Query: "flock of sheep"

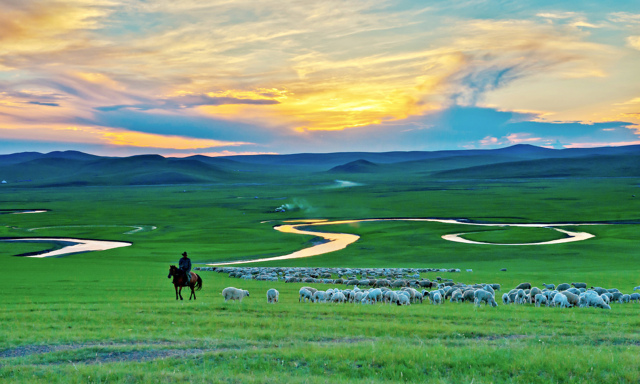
(220, 278), (640, 310)
(198, 266), (464, 286)
(207, 263), (640, 311)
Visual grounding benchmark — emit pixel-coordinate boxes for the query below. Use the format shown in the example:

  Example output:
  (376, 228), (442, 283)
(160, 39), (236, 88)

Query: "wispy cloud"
(0, 0), (638, 155)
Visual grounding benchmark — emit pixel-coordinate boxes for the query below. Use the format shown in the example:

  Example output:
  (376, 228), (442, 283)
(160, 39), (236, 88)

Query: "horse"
(168, 265), (203, 300)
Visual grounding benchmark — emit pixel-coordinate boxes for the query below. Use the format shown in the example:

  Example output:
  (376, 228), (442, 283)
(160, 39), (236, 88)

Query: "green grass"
(1, 173), (639, 383)
(457, 226), (569, 244)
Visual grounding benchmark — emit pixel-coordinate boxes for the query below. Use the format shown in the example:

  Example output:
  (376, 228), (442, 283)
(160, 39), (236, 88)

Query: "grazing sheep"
(629, 293), (640, 303)
(515, 282), (532, 290)
(552, 293), (570, 308)
(367, 288), (383, 304)
(222, 287), (250, 302)
(571, 282), (587, 289)
(515, 289), (526, 305)
(331, 291), (347, 303)
(529, 287), (542, 304)
(562, 291), (580, 307)
(462, 289), (476, 302)
(430, 291), (443, 305)
(542, 283), (555, 290)
(612, 292), (624, 302)
(266, 288), (279, 303)
(312, 291), (328, 303)
(450, 289), (463, 303)
(502, 293), (511, 305)
(586, 294), (611, 310)
(634, 286), (640, 291)
(534, 294), (548, 307)
(301, 286), (318, 295)
(392, 280), (408, 288)
(556, 283), (571, 291)
(566, 288), (581, 295)
(619, 294), (630, 304)
(474, 290), (498, 307)
(483, 285), (495, 297)
(384, 290), (399, 305)
(490, 284), (501, 291)
(397, 295), (411, 306)
(591, 287), (608, 295)
(299, 288), (313, 303)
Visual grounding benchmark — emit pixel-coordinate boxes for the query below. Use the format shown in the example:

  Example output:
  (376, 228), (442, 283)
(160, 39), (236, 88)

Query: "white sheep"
(397, 294), (411, 306)
(367, 288), (383, 304)
(312, 291), (327, 303)
(299, 288), (313, 303)
(551, 292), (570, 308)
(474, 290), (498, 307)
(630, 293), (640, 303)
(331, 291), (347, 303)
(542, 283), (555, 290)
(483, 285), (495, 297)
(387, 291), (400, 305)
(222, 287), (250, 302)
(585, 294), (611, 310)
(634, 286), (640, 291)
(534, 293), (547, 307)
(266, 288), (279, 303)
(450, 289), (463, 303)
(515, 289), (526, 305)
(502, 293), (511, 305)
(430, 291), (443, 305)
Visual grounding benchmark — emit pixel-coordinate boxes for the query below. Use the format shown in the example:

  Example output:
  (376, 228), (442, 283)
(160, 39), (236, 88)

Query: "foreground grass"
(1, 176), (639, 383)
(2, 273), (640, 384)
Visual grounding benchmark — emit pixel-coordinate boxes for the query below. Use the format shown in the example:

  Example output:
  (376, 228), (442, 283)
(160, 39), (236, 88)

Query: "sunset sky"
(1, 0), (639, 156)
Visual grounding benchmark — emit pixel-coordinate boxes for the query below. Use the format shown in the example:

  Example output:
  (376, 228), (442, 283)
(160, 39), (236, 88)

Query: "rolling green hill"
(432, 154), (640, 179)
(0, 155), (234, 187)
(2, 144), (640, 187)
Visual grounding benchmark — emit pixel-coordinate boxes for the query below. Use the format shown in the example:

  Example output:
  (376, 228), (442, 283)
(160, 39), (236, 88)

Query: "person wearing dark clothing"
(179, 251), (192, 286)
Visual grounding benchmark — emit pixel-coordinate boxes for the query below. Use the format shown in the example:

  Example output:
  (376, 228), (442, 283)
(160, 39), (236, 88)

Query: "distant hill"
(0, 154), (233, 186)
(2, 144), (640, 186)
(432, 154), (640, 179)
(328, 159), (379, 173)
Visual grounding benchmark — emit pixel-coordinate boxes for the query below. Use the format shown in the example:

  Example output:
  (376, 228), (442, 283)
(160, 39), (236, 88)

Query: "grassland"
(1, 165), (640, 383)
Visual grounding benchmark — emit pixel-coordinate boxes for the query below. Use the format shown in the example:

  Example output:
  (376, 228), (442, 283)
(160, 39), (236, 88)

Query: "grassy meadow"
(1, 168), (640, 383)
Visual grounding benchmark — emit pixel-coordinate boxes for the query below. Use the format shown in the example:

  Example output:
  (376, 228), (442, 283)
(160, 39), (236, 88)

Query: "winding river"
(1, 238), (131, 258)
(1, 216), (149, 257)
(207, 218), (600, 266)
(0, 210), (603, 261)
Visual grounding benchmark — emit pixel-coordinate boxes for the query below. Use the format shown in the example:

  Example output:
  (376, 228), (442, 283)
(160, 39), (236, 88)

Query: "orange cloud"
(0, 1), (112, 59)
(0, 123), (251, 150)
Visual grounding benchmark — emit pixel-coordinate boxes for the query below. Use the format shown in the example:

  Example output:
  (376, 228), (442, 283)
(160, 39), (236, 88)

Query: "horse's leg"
(178, 286), (184, 300)
(190, 285), (196, 300)
(174, 285), (179, 300)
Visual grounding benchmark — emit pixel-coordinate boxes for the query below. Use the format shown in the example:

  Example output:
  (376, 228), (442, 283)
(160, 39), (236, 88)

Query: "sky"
(1, 0), (639, 156)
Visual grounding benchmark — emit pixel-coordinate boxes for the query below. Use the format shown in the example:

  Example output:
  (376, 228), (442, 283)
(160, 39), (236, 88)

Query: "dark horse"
(168, 265), (203, 300)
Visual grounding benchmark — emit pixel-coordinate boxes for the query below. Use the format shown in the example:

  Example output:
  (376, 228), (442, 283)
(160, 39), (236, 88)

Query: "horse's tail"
(195, 274), (203, 291)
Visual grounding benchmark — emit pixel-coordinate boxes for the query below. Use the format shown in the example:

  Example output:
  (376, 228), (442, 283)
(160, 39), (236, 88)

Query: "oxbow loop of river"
(206, 218), (601, 266)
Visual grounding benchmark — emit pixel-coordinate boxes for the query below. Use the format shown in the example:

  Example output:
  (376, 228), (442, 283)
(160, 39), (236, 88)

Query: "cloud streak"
(0, 1), (638, 155)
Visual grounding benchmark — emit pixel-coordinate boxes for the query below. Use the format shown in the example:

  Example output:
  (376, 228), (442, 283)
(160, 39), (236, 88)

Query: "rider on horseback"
(179, 251), (191, 286)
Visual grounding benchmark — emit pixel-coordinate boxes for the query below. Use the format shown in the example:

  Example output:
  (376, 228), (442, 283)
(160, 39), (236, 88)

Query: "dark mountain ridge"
(1, 144), (640, 186)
